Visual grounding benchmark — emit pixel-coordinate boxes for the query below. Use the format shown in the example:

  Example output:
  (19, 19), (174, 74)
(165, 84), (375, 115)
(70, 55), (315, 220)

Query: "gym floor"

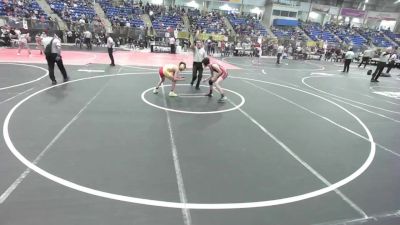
(0, 50), (399, 225)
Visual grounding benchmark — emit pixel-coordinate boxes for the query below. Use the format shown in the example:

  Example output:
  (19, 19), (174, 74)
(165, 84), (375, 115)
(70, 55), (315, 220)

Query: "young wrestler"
(153, 62), (186, 97)
(202, 57), (228, 102)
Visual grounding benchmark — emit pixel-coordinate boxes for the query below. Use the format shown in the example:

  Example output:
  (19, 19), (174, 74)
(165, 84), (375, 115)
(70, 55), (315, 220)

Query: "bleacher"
(0, 0), (47, 19)
(98, 0), (144, 27)
(49, 0), (96, 22)
(192, 14), (225, 34)
(384, 30), (400, 45)
(228, 14), (267, 36)
(357, 29), (392, 47)
(152, 15), (181, 32)
(301, 22), (337, 44)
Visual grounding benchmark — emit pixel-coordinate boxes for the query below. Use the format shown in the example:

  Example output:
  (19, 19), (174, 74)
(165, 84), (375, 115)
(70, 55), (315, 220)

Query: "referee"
(190, 40), (206, 90)
(42, 34), (69, 85)
(107, 33), (115, 66)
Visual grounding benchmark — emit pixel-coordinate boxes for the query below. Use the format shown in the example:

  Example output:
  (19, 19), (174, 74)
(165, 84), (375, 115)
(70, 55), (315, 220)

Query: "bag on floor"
(367, 70), (372, 75)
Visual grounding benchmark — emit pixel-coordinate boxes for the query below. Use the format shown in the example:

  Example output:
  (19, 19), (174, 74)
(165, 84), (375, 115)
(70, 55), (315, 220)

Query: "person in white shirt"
(343, 48), (355, 73)
(42, 34), (69, 85)
(190, 40), (206, 90)
(371, 48), (391, 82)
(386, 46), (398, 74)
(17, 33), (31, 56)
(83, 30), (92, 50)
(276, 44), (284, 64)
(107, 33), (115, 66)
(358, 48), (374, 68)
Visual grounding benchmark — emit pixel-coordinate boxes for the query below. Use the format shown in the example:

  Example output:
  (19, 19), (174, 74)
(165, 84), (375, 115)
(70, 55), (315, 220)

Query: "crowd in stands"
(228, 13), (267, 37)
(270, 26), (307, 41)
(0, 0), (47, 20)
(189, 10), (229, 35)
(150, 5), (184, 33)
(98, 0), (143, 28)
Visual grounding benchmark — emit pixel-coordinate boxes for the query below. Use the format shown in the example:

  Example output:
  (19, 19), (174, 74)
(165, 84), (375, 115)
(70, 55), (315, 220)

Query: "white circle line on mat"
(3, 74), (375, 209)
(141, 84), (245, 114)
(0, 63), (48, 91)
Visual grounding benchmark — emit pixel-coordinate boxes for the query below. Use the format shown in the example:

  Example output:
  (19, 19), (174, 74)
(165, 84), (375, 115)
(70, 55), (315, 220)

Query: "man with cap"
(42, 34), (69, 85)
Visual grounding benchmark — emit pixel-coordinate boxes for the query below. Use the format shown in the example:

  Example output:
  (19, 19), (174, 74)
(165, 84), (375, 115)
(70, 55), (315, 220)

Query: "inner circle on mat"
(3, 74), (375, 209)
(141, 84), (245, 114)
(0, 63), (48, 90)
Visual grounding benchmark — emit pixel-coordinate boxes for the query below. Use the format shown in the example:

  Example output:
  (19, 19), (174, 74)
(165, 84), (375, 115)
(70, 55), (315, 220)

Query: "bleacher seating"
(301, 22), (337, 44)
(48, 0), (96, 22)
(228, 14), (267, 36)
(190, 12), (226, 34)
(384, 30), (400, 45)
(98, 0), (144, 28)
(357, 29), (392, 47)
(271, 26), (307, 41)
(151, 14), (182, 32)
(0, 0), (47, 19)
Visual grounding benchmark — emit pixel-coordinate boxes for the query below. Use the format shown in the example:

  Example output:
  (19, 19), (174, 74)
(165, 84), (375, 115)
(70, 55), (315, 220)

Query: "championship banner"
(219, 0), (241, 3)
(306, 41), (316, 47)
(340, 8), (366, 18)
(198, 33), (226, 41)
(177, 31), (190, 39)
(367, 11), (399, 21)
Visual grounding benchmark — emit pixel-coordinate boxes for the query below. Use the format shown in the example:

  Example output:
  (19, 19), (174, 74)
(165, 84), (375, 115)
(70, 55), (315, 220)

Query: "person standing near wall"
(342, 48), (355, 73)
(107, 33), (115, 66)
(42, 34), (69, 85)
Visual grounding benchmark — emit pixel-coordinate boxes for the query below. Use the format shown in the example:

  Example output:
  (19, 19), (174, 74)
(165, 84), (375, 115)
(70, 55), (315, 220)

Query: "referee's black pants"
(386, 61), (395, 73)
(46, 53), (68, 82)
(108, 48), (115, 65)
(358, 57), (370, 68)
(191, 62), (203, 88)
(343, 59), (351, 72)
(371, 62), (386, 81)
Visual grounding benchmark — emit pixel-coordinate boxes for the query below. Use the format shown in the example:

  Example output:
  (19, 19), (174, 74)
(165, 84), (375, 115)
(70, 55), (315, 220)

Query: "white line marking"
(179, 95), (206, 98)
(0, 63), (48, 91)
(313, 209), (400, 225)
(161, 86), (192, 225)
(262, 69), (266, 74)
(179, 93), (208, 96)
(2, 74), (375, 209)
(142, 84), (245, 114)
(0, 88), (33, 105)
(331, 97), (400, 123)
(302, 76), (400, 114)
(228, 90), (368, 218)
(77, 69), (105, 73)
(243, 80), (400, 159)
(0, 79), (111, 204)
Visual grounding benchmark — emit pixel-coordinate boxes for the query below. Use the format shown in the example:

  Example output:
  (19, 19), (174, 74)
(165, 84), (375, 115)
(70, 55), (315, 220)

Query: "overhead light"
(395, 0), (400, 4)
(250, 7), (262, 15)
(365, 0), (368, 3)
(219, 4), (235, 11)
(186, 0), (199, 8)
